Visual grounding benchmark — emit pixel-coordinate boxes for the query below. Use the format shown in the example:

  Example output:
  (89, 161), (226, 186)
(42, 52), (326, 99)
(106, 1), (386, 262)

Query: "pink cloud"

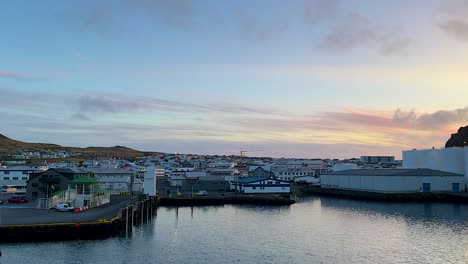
(0, 70), (33, 81)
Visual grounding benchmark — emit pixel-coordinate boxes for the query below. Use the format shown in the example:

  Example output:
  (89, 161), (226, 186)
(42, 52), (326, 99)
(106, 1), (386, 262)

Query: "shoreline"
(158, 194), (295, 206)
(299, 186), (468, 203)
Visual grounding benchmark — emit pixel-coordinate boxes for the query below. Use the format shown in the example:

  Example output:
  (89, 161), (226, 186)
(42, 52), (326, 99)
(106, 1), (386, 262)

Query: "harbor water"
(2, 196), (468, 264)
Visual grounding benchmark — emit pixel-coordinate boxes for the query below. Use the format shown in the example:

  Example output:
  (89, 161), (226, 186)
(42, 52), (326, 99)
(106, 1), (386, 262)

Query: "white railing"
(35, 190), (77, 209)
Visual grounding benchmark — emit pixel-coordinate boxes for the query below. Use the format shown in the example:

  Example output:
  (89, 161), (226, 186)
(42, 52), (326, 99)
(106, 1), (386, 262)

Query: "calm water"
(2, 197), (468, 264)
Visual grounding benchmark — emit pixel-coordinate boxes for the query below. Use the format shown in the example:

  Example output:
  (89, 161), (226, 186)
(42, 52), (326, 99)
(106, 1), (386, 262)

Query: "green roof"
(70, 176), (99, 184)
(50, 190), (65, 197)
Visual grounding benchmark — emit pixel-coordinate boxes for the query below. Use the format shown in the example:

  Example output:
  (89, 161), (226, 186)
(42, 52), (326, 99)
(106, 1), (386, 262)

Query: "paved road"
(0, 196), (133, 225)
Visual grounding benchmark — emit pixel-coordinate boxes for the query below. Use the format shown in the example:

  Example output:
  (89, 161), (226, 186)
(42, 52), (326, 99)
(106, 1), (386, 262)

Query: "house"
(248, 166), (272, 178)
(68, 176), (110, 208)
(232, 177), (290, 194)
(321, 168), (465, 193)
(272, 167), (316, 181)
(84, 167), (142, 193)
(26, 168), (92, 201)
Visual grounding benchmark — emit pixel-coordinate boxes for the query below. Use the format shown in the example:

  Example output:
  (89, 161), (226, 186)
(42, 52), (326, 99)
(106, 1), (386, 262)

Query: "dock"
(158, 194), (295, 206)
(0, 193), (294, 242)
(0, 195), (158, 242)
(299, 186), (468, 203)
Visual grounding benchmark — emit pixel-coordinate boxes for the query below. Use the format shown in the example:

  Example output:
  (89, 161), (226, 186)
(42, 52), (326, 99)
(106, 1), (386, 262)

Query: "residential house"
(232, 177), (290, 194)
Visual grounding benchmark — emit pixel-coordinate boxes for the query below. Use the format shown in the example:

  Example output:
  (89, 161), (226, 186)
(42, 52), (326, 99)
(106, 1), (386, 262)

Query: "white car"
(56, 203), (74, 212)
(196, 190), (208, 196)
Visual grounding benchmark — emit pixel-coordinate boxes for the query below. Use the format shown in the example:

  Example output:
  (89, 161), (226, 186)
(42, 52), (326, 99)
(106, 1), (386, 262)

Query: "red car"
(8, 196), (28, 204)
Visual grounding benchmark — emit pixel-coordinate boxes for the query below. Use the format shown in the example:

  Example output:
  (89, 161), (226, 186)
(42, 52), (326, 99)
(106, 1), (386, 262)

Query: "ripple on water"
(2, 197), (468, 264)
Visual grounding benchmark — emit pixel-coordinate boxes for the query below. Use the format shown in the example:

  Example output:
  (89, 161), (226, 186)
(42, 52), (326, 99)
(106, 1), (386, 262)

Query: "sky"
(1, 0), (468, 159)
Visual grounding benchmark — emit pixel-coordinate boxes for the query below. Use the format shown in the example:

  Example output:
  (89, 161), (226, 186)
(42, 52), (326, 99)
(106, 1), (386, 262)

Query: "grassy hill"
(0, 133), (148, 160)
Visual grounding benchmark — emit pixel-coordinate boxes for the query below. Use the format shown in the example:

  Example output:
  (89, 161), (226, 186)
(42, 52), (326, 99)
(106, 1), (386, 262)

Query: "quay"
(0, 193), (294, 242)
(299, 186), (468, 203)
(0, 195), (158, 242)
(158, 194), (295, 206)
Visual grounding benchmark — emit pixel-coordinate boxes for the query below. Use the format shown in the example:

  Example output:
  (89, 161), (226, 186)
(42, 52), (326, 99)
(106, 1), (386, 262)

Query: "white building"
(232, 177), (290, 194)
(143, 165), (157, 196)
(84, 167), (142, 193)
(403, 147), (468, 184)
(207, 162), (235, 169)
(321, 169), (465, 193)
(332, 163), (358, 172)
(0, 164), (48, 193)
(272, 167), (316, 181)
(155, 165), (165, 178)
(293, 176), (320, 185)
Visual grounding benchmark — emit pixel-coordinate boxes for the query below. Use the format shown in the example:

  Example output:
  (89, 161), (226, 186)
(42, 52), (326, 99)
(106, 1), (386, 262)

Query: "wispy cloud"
(73, 94), (274, 115)
(0, 70), (35, 81)
(439, 20), (468, 41)
(133, 0), (195, 30)
(436, 0), (468, 42)
(318, 12), (411, 55)
(69, 113), (92, 121)
(234, 6), (289, 43)
(303, 0), (340, 26)
(393, 107), (468, 130)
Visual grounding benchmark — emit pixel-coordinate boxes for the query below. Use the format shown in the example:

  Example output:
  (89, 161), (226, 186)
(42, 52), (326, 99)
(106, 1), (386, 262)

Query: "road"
(0, 196), (133, 225)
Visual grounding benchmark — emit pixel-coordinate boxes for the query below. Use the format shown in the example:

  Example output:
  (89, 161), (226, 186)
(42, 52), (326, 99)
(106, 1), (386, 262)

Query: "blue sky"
(2, 0), (468, 158)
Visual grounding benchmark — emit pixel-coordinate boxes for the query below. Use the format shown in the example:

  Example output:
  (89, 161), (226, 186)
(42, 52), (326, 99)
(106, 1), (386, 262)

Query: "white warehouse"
(403, 147), (468, 183)
(321, 169), (465, 193)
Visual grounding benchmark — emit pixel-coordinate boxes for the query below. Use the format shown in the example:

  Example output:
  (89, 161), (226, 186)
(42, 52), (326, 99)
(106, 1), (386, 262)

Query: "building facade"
(26, 168), (91, 201)
(321, 169), (465, 193)
(232, 177), (290, 194)
(0, 164), (48, 193)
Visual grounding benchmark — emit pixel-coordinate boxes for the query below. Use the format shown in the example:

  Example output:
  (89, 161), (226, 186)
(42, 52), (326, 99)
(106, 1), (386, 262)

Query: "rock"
(445, 126), (468, 147)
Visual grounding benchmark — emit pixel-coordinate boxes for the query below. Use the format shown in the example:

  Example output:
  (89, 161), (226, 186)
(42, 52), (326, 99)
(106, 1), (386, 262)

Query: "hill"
(445, 126), (468, 148)
(0, 133), (147, 160)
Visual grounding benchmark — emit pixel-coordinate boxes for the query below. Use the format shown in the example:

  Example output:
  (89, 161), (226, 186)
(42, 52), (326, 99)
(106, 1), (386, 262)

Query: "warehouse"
(321, 168), (465, 193)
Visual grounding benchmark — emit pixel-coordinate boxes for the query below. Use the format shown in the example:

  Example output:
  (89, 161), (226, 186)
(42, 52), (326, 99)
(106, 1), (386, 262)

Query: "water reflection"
(2, 197), (467, 264)
(316, 196), (468, 224)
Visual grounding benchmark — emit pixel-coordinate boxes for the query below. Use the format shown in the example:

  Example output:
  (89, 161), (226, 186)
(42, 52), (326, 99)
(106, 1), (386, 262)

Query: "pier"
(158, 194), (295, 206)
(0, 193), (294, 242)
(300, 186), (468, 203)
(0, 195), (158, 242)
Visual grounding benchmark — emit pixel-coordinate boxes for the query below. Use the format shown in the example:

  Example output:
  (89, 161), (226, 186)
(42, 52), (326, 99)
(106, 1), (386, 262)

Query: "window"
(22, 177), (27, 180)
(22, 171), (28, 175)
(252, 187), (256, 190)
(267, 181), (272, 184)
(3, 177), (9, 180)
(32, 192), (38, 197)
(13, 177), (19, 180)
(32, 183), (38, 187)
(84, 184), (90, 194)
(4, 171), (9, 175)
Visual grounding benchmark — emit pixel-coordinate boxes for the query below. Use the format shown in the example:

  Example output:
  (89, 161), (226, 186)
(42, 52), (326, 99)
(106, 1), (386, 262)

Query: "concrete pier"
(0, 195), (134, 242)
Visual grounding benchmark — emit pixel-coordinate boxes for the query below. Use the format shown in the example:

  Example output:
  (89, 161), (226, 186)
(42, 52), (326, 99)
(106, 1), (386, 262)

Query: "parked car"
(8, 196), (28, 204)
(196, 190), (208, 196)
(56, 203), (74, 212)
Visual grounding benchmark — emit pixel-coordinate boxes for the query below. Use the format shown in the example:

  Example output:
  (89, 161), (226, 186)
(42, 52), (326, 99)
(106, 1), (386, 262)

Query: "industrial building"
(321, 169), (465, 193)
(403, 147), (468, 184)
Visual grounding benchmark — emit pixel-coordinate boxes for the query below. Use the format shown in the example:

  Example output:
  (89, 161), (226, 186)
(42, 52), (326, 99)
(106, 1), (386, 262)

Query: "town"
(1, 147), (401, 208)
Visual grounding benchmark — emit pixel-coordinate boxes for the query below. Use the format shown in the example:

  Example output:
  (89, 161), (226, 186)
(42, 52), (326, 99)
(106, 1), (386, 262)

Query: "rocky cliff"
(445, 126), (468, 147)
